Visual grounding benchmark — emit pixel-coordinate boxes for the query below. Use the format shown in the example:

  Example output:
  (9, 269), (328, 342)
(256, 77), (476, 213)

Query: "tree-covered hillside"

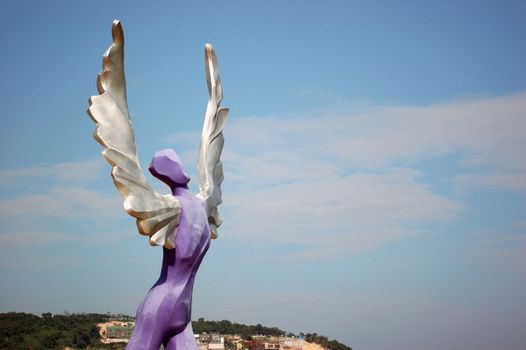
(0, 313), (352, 350)
(192, 318), (352, 350)
(0, 312), (105, 349)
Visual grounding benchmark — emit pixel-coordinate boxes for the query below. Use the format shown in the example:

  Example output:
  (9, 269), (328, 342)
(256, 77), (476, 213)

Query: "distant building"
(97, 321), (135, 344)
(196, 332), (225, 350)
(259, 342), (281, 350)
(251, 336), (282, 350)
(224, 335), (244, 350)
(282, 338), (302, 350)
(247, 337), (303, 350)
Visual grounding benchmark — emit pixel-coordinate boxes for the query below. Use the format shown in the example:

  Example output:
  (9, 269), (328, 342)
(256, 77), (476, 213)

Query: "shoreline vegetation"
(0, 312), (352, 350)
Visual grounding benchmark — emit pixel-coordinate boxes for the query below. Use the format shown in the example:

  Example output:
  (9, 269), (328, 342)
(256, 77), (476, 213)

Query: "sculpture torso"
(153, 188), (211, 331)
(127, 156), (211, 350)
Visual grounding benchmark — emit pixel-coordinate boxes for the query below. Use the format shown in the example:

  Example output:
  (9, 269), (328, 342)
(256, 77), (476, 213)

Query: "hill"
(0, 312), (352, 350)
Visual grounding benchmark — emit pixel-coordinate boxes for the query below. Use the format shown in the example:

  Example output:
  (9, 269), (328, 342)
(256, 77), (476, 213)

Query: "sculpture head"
(149, 149), (190, 190)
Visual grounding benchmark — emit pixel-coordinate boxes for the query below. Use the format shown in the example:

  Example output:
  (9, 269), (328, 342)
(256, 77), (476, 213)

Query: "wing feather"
(197, 44), (228, 239)
(87, 20), (181, 249)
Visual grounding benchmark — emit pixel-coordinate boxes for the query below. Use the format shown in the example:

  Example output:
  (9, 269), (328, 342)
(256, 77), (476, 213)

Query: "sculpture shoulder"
(175, 191), (204, 208)
(173, 190), (208, 223)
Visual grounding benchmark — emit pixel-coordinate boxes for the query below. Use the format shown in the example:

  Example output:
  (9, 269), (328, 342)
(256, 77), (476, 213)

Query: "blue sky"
(1, 1), (525, 349)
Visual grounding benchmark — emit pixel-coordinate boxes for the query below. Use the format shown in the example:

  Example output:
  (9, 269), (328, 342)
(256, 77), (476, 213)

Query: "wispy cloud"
(0, 230), (75, 247)
(224, 92), (526, 174)
(224, 168), (461, 260)
(178, 92), (525, 260)
(454, 172), (526, 192)
(468, 222), (526, 278)
(0, 159), (122, 223)
(0, 159), (105, 191)
(2, 93), (524, 263)
(0, 159), (126, 255)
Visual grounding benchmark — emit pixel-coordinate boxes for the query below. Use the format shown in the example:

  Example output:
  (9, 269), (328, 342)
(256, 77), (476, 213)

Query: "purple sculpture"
(87, 20), (228, 349)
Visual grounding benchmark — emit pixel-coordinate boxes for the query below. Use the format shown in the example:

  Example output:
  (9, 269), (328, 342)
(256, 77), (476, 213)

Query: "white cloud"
(224, 168), (461, 260)
(0, 230), (75, 247)
(225, 92), (526, 173)
(216, 92), (524, 259)
(1, 93), (524, 262)
(454, 172), (526, 192)
(0, 159), (127, 252)
(0, 159), (105, 191)
(0, 186), (122, 221)
(0, 228), (127, 251)
(0, 158), (124, 220)
(468, 222), (526, 279)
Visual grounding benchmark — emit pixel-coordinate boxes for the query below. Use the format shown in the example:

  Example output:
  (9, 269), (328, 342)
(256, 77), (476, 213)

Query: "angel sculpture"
(87, 20), (228, 349)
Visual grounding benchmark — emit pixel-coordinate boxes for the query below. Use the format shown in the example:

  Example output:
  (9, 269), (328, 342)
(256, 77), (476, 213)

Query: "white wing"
(87, 20), (181, 249)
(197, 44), (229, 239)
